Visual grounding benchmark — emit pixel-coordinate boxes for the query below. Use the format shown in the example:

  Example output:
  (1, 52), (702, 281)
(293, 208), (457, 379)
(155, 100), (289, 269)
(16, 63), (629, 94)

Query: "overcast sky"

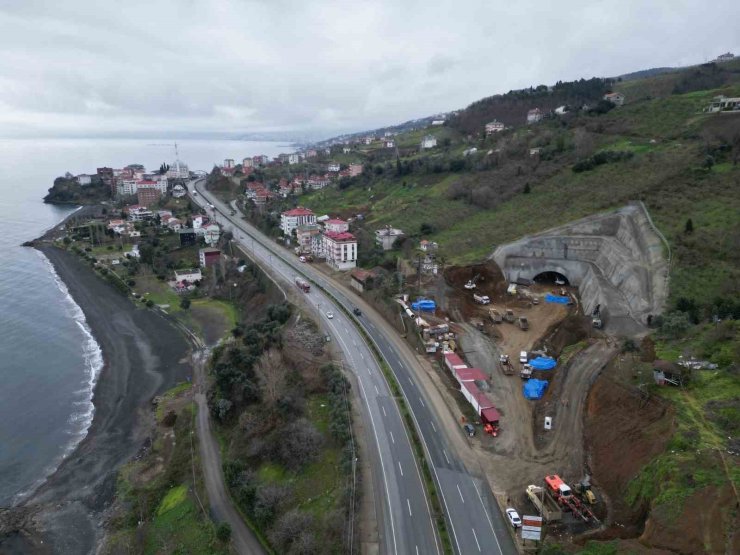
(1, 0), (738, 140)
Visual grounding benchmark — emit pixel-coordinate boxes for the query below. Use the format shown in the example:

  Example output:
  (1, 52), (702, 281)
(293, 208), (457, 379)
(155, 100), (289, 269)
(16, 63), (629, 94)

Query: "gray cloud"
(0, 0), (738, 138)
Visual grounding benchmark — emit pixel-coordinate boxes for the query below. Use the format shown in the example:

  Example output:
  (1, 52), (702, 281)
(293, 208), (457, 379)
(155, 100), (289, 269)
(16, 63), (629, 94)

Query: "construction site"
(388, 204), (681, 548)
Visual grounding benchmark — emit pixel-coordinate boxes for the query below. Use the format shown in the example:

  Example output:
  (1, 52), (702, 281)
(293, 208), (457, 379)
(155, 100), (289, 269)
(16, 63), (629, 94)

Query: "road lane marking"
(408, 377), (414, 386)
(457, 484), (465, 503)
(419, 397), (425, 408)
(416, 547), (419, 555)
(443, 449), (450, 464)
(398, 461), (403, 476)
(389, 431), (395, 444)
(382, 406), (387, 417)
(472, 528), (481, 552)
(375, 385), (379, 394)
(472, 480), (503, 555)
(431, 421), (437, 432)
(360, 352), (364, 359)
(407, 498), (412, 517)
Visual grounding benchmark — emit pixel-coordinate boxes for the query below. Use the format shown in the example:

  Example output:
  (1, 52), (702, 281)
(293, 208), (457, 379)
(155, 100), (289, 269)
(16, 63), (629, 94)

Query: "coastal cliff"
(43, 176), (111, 205)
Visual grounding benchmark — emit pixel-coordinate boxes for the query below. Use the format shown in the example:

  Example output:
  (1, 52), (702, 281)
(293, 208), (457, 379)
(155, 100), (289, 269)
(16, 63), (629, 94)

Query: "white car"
(519, 351), (528, 364)
(326, 311), (334, 319)
(506, 507), (521, 529)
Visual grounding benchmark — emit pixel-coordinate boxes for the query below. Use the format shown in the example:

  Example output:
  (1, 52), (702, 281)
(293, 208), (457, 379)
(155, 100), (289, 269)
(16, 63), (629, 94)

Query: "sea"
(0, 138), (289, 506)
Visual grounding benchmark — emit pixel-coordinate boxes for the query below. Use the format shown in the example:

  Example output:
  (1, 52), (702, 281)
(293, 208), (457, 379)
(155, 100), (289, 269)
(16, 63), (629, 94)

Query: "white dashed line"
(398, 461), (404, 476)
(360, 352), (364, 359)
(419, 397), (425, 408)
(472, 528), (481, 552)
(389, 431), (395, 444)
(375, 385), (379, 394)
(443, 449), (450, 464)
(408, 377), (414, 386)
(407, 498), (412, 517)
(457, 484), (465, 503)
(431, 421), (437, 432)
(382, 406), (387, 417)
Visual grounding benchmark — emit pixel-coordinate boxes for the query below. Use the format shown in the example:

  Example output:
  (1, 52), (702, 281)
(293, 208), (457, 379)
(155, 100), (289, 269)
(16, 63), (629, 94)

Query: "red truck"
(295, 277), (310, 293)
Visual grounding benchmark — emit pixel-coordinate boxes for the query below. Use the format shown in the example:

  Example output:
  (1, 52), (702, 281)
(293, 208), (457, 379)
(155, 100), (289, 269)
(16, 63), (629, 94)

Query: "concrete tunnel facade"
(492, 204), (669, 334)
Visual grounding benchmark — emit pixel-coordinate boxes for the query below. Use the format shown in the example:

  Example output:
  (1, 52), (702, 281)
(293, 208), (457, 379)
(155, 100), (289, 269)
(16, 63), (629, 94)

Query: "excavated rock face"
(492, 203), (668, 335)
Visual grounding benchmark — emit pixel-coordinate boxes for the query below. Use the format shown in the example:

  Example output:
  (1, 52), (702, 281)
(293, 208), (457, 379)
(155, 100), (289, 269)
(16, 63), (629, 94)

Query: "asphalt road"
(189, 179), (517, 555)
(188, 182), (440, 555)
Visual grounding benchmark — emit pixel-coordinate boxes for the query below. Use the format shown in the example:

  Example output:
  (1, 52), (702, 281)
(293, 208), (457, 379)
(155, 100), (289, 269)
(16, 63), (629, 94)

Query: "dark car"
(353, 307), (361, 316)
(463, 423), (475, 437)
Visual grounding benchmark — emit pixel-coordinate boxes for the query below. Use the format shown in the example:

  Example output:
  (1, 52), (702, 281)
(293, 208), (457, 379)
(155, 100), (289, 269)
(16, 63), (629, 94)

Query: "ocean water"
(0, 138), (289, 505)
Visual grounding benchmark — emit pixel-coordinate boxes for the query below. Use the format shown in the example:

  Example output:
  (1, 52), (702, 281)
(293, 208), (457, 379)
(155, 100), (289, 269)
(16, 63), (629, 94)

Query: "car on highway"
(506, 507), (521, 528)
(353, 307), (361, 316)
(519, 350), (528, 364)
(326, 311), (334, 319)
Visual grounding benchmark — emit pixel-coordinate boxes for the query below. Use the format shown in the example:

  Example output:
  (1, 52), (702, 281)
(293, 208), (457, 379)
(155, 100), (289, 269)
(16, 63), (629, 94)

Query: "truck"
(518, 317), (529, 331)
(592, 304), (603, 329)
(499, 354), (514, 375)
(526, 485), (563, 522)
(295, 277), (310, 293)
(520, 364), (532, 380)
(544, 474), (599, 523)
(504, 309), (516, 323)
(489, 308), (503, 324)
(473, 293), (491, 305)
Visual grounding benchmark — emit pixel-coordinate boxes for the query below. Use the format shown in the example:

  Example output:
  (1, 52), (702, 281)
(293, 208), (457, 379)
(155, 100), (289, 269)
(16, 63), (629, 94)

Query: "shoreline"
(0, 237), (193, 554)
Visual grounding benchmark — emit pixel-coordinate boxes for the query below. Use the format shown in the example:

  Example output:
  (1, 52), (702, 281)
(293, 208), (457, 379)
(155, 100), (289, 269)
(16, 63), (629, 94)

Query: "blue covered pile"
(523, 379), (549, 400)
(529, 357), (557, 370)
(545, 294), (570, 304)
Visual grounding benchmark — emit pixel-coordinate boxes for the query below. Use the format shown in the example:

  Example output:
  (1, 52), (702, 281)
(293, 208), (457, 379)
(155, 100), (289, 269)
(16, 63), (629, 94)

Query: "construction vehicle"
(520, 364), (532, 380)
(504, 309), (516, 323)
(575, 476), (597, 505)
(526, 485), (562, 522)
(464, 273), (480, 290)
(499, 354), (514, 375)
(294, 277), (310, 293)
(470, 318), (485, 331)
(489, 308), (503, 324)
(544, 475), (599, 523)
(518, 317), (529, 331)
(591, 304), (603, 329)
(473, 293), (491, 305)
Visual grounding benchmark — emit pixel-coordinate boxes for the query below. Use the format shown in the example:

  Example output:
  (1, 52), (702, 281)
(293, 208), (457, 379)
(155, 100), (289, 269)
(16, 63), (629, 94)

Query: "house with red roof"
(280, 207), (316, 236)
(322, 230), (357, 270)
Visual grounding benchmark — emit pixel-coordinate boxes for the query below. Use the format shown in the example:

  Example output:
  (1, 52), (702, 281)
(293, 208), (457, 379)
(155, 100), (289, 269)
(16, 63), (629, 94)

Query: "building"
(706, 95), (740, 113)
(202, 223), (220, 246)
(174, 268), (202, 284)
(117, 179), (138, 197)
(714, 52), (735, 63)
(603, 92), (625, 106)
(179, 228), (197, 246)
(280, 207), (316, 236)
(348, 163), (363, 177)
(288, 153), (300, 165)
(126, 205), (153, 222)
(305, 149), (317, 158)
(554, 105), (568, 115)
(327, 162), (340, 172)
(375, 226), (404, 250)
(76, 174), (92, 186)
(323, 230), (357, 270)
(224, 159), (235, 169)
(485, 120), (505, 135)
(166, 159), (189, 179)
(527, 108), (543, 124)
(296, 223), (321, 254)
(199, 247), (221, 268)
(350, 268), (378, 292)
(342, 147), (351, 154)
(431, 119), (445, 126)
(136, 185), (162, 207)
(385, 139), (395, 148)
(172, 183), (187, 198)
(419, 239), (438, 252)
(420, 135), (437, 149)
(137, 178), (167, 195)
(324, 218), (349, 233)
(242, 157), (254, 169)
(166, 217), (183, 231)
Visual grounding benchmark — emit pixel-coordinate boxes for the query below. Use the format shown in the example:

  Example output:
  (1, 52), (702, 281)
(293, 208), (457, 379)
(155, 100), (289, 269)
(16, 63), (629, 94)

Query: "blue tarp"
(411, 298), (436, 311)
(529, 357), (557, 370)
(523, 379), (549, 400)
(545, 294), (570, 304)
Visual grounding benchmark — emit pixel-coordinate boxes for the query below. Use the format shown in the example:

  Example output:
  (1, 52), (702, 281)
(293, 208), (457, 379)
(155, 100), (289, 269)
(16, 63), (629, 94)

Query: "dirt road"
(192, 349), (266, 555)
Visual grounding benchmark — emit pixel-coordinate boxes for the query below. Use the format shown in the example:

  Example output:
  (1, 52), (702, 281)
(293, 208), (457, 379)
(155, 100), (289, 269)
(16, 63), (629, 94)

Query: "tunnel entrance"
(533, 271), (570, 286)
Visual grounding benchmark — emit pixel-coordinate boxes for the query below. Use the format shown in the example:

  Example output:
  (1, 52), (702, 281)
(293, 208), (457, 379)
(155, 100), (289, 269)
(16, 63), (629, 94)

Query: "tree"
(180, 297), (191, 309)
(216, 522), (231, 542)
(702, 155), (715, 170)
(254, 349), (287, 411)
(523, 183), (531, 194)
(684, 218), (694, 234)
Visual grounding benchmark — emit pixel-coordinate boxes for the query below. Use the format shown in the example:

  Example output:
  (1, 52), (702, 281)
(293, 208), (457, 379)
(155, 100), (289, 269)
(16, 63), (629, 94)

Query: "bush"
(145, 299), (154, 308)
(180, 297), (191, 309)
(216, 522), (231, 542)
(659, 311), (692, 338)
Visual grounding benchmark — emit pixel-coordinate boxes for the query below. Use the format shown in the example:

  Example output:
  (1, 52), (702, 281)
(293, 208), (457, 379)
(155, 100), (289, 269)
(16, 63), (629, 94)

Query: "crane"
(147, 142), (180, 160)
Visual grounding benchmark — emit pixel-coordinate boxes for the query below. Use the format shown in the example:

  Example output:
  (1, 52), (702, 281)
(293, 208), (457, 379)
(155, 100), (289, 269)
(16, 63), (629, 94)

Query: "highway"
(188, 178), (517, 555)
(187, 180), (439, 555)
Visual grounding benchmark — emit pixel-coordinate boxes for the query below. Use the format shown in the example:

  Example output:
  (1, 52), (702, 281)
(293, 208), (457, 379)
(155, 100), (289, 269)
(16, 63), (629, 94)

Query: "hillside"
(227, 59), (740, 553)
(44, 175), (112, 205)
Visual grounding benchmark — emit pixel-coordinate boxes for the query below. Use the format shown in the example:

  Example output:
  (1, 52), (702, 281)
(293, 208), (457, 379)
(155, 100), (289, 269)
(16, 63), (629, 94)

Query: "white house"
(603, 92), (625, 106)
(172, 184), (187, 198)
(527, 108), (543, 124)
(166, 160), (189, 179)
(117, 179), (138, 196)
(242, 157), (254, 169)
(327, 162), (340, 172)
(76, 174), (92, 186)
(224, 159), (235, 169)
(554, 105), (568, 115)
(192, 214), (207, 230)
(288, 153), (300, 165)
(324, 218), (349, 233)
(203, 223), (220, 246)
(485, 120), (505, 135)
(342, 147), (351, 154)
(375, 226), (404, 250)
(431, 120), (445, 126)
(174, 268), (202, 284)
(280, 207), (316, 236)
(323, 231), (357, 270)
(420, 135), (437, 149)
